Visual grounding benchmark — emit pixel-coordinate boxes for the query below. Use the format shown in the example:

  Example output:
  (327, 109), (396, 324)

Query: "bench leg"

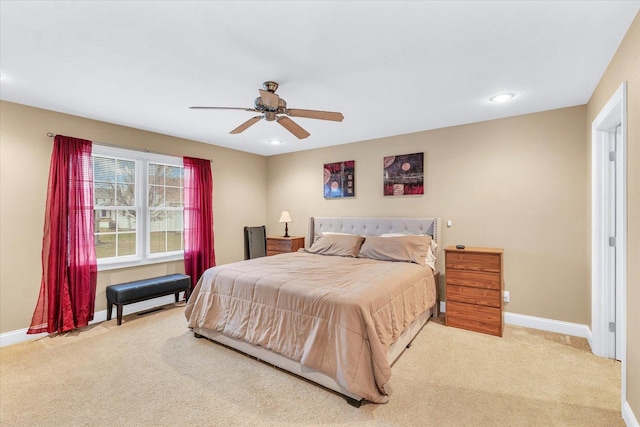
(179, 288), (191, 302)
(107, 301), (113, 321)
(117, 304), (123, 326)
(174, 292), (179, 303)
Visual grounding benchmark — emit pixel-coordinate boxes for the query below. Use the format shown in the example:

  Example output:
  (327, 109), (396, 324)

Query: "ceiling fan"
(190, 81), (344, 139)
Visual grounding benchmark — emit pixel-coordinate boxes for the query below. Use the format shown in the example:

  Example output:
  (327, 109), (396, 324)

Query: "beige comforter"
(184, 252), (436, 403)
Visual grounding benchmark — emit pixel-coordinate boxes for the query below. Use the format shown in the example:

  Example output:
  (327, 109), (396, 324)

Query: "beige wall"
(587, 12), (640, 421)
(0, 101), (268, 333)
(267, 105), (589, 324)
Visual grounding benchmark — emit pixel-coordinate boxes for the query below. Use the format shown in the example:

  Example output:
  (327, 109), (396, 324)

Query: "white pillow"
(425, 247), (437, 271)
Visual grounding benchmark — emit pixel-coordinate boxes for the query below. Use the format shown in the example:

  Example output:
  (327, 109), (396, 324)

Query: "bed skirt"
(191, 306), (433, 406)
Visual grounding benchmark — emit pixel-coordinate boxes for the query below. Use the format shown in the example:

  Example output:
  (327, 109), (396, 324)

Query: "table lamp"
(279, 210), (292, 237)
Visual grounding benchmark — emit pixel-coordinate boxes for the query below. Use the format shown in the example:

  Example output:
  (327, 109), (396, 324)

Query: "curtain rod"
(47, 132), (152, 154)
(46, 132), (212, 162)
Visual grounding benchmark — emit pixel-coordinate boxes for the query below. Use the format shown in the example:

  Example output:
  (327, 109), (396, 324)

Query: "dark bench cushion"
(106, 274), (191, 304)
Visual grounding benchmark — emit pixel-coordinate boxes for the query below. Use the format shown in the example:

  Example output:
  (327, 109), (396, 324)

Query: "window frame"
(92, 144), (184, 271)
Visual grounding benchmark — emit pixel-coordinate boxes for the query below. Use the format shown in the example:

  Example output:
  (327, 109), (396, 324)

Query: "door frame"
(591, 82), (627, 404)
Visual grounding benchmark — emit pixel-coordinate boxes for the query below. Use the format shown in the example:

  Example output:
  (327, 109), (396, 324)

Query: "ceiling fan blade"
(230, 116), (262, 134)
(276, 116), (310, 139)
(286, 109), (344, 122)
(190, 106), (258, 112)
(259, 89), (280, 110)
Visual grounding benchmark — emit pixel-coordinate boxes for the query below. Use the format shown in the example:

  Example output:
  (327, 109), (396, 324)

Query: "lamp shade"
(279, 210), (292, 223)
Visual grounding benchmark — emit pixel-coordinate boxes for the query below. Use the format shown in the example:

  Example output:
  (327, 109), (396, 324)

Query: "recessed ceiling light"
(489, 93), (515, 103)
(268, 139), (282, 145)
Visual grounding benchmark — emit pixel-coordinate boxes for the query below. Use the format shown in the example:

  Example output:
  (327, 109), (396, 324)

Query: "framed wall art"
(324, 160), (355, 198)
(383, 152), (424, 196)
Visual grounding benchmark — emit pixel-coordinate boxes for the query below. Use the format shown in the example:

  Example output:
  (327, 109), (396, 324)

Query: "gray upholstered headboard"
(309, 216), (442, 272)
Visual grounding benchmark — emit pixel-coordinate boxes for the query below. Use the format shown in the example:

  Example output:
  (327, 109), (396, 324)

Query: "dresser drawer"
(446, 284), (501, 308)
(446, 301), (502, 336)
(446, 251), (501, 273)
(446, 269), (501, 290)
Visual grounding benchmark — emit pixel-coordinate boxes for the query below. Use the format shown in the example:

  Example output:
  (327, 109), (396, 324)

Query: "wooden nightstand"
(266, 236), (305, 256)
(444, 246), (504, 337)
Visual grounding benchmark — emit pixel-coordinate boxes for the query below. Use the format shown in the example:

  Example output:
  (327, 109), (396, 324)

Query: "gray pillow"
(303, 234), (365, 257)
(358, 235), (431, 267)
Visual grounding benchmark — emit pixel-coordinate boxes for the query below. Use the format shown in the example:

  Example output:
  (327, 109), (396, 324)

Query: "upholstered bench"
(106, 274), (191, 326)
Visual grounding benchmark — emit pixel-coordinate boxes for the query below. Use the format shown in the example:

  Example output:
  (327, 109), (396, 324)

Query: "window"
(148, 163), (184, 254)
(93, 156), (137, 258)
(92, 145), (184, 269)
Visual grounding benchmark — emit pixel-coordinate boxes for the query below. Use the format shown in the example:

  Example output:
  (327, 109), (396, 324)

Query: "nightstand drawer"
(446, 251), (501, 273)
(266, 236), (305, 256)
(267, 239), (291, 253)
(446, 301), (502, 336)
(446, 284), (501, 308)
(446, 269), (501, 290)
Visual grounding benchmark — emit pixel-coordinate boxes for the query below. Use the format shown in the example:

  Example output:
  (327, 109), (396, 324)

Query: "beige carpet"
(0, 304), (622, 426)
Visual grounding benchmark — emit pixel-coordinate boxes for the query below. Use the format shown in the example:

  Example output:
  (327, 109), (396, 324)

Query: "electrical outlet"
(503, 291), (510, 303)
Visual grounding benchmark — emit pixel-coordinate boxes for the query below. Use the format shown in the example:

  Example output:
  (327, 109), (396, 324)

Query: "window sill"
(97, 253), (184, 271)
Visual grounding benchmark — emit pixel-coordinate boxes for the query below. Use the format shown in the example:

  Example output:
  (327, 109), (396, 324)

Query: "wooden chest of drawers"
(266, 236), (305, 256)
(445, 246), (504, 337)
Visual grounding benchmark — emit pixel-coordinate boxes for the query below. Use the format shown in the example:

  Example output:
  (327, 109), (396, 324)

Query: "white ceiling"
(1, 1), (638, 156)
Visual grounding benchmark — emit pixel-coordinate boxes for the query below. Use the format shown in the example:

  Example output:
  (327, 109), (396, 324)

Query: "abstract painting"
(324, 160), (355, 198)
(383, 152), (424, 196)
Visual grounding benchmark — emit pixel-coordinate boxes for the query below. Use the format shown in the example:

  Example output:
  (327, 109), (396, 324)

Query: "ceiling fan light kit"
(190, 81), (344, 140)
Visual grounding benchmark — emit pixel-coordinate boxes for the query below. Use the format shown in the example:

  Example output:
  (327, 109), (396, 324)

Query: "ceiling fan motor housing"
(254, 97), (287, 113)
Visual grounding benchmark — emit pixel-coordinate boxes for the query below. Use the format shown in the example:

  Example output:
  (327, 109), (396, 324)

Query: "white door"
(591, 82), (626, 362)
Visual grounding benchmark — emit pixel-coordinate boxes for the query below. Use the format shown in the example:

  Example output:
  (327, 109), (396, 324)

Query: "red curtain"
(183, 156), (215, 289)
(28, 135), (97, 334)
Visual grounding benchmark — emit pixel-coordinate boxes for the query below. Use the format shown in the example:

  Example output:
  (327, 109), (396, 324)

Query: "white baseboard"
(439, 302), (592, 340)
(624, 401), (640, 427)
(503, 312), (592, 340)
(0, 295), (179, 348)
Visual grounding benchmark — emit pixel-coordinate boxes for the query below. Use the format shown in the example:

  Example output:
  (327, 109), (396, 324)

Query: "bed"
(185, 216), (441, 406)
